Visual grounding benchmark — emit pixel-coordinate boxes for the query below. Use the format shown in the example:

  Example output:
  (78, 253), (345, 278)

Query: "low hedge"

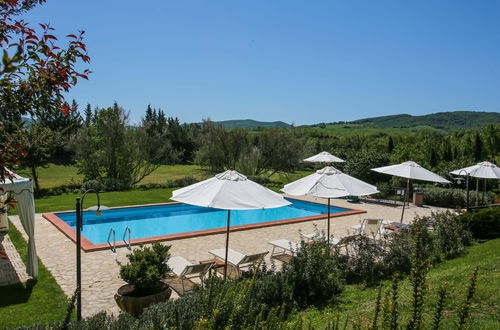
(422, 186), (494, 208)
(460, 207), (500, 239)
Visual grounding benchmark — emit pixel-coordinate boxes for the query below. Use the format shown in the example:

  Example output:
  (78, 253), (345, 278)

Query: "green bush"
(460, 207), (500, 239)
(422, 186), (494, 208)
(118, 243), (171, 295)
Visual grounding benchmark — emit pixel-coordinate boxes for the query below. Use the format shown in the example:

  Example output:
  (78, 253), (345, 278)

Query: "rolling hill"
(350, 111), (500, 130)
(213, 119), (291, 129)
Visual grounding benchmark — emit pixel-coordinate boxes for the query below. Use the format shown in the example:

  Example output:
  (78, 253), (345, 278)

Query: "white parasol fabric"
(303, 151), (345, 163)
(172, 170), (290, 278)
(372, 161), (450, 183)
(172, 170), (290, 210)
(0, 169), (38, 279)
(282, 166), (379, 198)
(371, 161), (450, 223)
(450, 161), (500, 179)
(282, 166), (378, 244)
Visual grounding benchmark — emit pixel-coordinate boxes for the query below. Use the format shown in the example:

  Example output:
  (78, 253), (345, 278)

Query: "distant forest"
(1, 105), (498, 192)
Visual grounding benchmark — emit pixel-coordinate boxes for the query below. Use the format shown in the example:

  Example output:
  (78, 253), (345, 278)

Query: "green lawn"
(290, 239), (500, 329)
(16, 164), (210, 189)
(0, 222), (69, 327)
(30, 188), (177, 213)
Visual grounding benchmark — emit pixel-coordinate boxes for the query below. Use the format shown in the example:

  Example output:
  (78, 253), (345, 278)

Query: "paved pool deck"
(10, 195), (448, 317)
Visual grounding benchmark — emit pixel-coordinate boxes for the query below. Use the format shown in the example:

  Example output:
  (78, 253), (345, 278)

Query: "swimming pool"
(43, 198), (364, 251)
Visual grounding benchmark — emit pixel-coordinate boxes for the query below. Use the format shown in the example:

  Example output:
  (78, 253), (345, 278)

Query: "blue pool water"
(54, 199), (351, 244)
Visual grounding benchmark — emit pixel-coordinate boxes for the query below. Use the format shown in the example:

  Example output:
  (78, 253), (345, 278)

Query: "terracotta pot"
(114, 281), (171, 316)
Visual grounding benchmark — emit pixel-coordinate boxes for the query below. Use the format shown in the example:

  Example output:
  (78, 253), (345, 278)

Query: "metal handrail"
(107, 228), (116, 253)
(123, 226), (131, 249)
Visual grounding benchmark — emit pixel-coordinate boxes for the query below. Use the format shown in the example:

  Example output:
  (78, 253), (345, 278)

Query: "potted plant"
(115, 243), (172, 315)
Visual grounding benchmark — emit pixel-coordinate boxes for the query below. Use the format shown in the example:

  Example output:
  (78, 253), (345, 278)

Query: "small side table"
(199, 258), (225, 277)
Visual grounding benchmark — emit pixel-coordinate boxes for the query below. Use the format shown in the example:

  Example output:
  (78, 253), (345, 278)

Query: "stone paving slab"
(9, 196), (448, 317)
(0, 233), (31, 287)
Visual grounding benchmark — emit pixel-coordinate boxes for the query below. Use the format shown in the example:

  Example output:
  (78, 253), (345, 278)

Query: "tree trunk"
(31, 166), (40, 191)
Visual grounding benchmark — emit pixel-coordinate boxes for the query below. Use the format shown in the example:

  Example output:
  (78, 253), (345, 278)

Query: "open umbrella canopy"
(172, 170), (290, 210)
(450, 161), (500, 180)
(303, 151), (345, 163)
(172, 170), (290, 279)
(281, 166), (379, 198)
(372, 161), (450, 184)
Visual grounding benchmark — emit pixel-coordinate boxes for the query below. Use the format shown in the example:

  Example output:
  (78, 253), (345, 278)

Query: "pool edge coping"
(42, 198), (366, 252)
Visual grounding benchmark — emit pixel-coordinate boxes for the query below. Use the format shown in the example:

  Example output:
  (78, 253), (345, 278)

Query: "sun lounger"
(166, 256), (214, 295)
(301, 233), (340, 246)
(268, 239), (301, 263)
(208, 248), (268, 276)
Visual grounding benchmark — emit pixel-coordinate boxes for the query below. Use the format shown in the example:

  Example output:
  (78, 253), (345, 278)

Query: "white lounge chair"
(166, 256), (214, 295)
(208, 248), (268, 277)
(268, 239), (301, 263)
(301, 233), (340, 246)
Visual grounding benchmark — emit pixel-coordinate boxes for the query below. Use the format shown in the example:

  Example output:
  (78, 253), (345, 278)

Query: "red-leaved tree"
(0, 0), (91, 182)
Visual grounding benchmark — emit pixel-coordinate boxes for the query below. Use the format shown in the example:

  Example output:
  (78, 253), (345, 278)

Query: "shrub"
(283, 240), (343, 307)
(427, 211), (472, 260)
(422, 186), (494, 208)
(165, 176), (199, 188)
(248, 175), (273, 185)
(118, 243), (171, 295)
(81, 180), (103, 192)
(460, 207), (500, 239)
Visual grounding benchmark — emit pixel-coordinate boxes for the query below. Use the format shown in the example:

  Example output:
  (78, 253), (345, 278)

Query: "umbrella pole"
(327, 198), (331, 245)
(223, 210), (231, 280)
(482, 178), (487, 205)
(476, 177), (479, 206)
(400, 178), (410, 223)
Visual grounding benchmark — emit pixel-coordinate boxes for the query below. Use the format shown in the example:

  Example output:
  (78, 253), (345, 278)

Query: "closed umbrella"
(172, 170), (290, 278)
(371, 161), (450, 222)
(281, 166), (379, 244)
(303, 151), (345, 163)
(450, 161), (500, 206)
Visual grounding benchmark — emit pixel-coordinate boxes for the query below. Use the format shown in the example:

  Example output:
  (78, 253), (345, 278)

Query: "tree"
(255, 128), (304, 176)
(0, 0), (90, 180)
(387, 136), (395, 153)
(74, 104), (161, 189)
(84, 103), (92, 127)
(6, 123), (61, 191)
(473, 133), (483, 161)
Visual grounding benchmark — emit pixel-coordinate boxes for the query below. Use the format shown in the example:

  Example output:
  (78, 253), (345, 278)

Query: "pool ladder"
(107, 226), (132, 253)
(123, 226), (131, 250)
(107, 228), (116, 253)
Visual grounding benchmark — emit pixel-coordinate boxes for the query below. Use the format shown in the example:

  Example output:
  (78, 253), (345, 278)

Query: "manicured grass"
(31, 188), (177, 213)
(17, 164), (81, 188)
(139, 164), (211, 184)
(290, 239), (500, 329)
(0, 222), (69, 327)
(16, 164), (210, 189)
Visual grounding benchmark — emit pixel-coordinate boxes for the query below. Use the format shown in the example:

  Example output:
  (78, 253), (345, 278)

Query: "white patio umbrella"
(303, 151), (345, 163)
(171, 170), (290, 278)
(371, 161), (450, 222)
(450, 161), (500, 179)
(281, 166), (379, 244)
(450, 161), (500, 206)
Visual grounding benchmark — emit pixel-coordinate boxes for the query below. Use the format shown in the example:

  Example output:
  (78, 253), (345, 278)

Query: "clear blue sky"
(23, 0), (500, 125)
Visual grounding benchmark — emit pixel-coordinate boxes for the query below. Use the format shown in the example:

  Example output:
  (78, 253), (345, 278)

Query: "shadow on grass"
(0, 278), (37, 307)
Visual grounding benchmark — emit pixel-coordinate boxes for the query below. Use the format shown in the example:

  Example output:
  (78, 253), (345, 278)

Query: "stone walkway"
(0, 233), (30, 287)
(9, 196), (448, 317)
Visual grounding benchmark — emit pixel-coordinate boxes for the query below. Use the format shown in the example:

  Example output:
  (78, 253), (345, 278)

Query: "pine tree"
(84, 104), (92, 126)
(429, 148), (437, 167)
(387, 136), (395, 153)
